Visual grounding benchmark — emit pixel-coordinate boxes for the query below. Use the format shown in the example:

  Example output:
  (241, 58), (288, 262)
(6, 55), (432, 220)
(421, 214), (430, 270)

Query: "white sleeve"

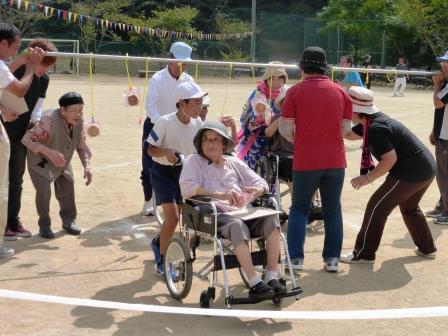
(30, 98), (45, 123)
(147, 118), (165, 147)
(145, 76), (161, 122)
(0, 62), (15, 89)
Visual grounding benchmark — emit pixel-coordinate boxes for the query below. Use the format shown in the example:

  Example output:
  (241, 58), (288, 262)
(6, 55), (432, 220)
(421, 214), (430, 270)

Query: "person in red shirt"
(279, 46), (352, 273)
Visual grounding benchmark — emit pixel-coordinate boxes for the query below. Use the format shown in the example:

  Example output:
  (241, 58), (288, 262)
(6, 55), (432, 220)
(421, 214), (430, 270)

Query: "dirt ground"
(1, 75), (447, 335)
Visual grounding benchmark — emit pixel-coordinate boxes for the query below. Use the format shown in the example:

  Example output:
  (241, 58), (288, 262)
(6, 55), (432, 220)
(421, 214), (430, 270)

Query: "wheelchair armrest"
(185, 195), (212, 205)
(256, 193), (273, 201)
(252, 193), (278, 209)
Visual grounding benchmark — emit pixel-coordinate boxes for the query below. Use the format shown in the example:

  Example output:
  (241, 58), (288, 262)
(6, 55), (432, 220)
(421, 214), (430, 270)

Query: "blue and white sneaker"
(155, 261), (178, 281)
(155, 262), (164, 277)
(151, 236), (162, 266)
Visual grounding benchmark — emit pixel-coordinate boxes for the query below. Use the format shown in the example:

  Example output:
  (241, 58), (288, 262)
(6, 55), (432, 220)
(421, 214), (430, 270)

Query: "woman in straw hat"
(180, 120), (286, 300)
(237, 61), (289, 169)
(341, 86), (437, 263)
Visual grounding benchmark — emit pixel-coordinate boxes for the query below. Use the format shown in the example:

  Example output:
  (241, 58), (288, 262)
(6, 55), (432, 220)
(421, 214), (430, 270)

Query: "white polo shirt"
(0, 59), (15, 93)
(147, 112), (203, 166)
(144, 67), (194, 122)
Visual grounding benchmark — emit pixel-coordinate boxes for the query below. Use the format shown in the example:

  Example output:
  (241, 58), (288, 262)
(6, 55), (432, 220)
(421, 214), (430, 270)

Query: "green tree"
(134, 6), (199, 56)
(0, 4), (49, 37)
(215, 15), (252, 62)
(76, 0), (133, 53)
(398, 0), (448, 56)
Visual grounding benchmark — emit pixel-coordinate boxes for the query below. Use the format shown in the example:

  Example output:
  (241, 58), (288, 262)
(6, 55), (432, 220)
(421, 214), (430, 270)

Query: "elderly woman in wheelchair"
(178, 120), (301, 306)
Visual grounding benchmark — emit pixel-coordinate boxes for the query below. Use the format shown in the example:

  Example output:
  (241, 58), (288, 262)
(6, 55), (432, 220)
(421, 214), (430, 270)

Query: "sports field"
(0, 75), (446, 335)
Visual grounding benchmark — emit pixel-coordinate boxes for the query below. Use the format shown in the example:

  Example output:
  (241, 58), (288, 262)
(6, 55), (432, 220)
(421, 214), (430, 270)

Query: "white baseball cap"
(169, 41), (192, 61)
(176, 82), (208, 101)
(202, 95), (211, 106)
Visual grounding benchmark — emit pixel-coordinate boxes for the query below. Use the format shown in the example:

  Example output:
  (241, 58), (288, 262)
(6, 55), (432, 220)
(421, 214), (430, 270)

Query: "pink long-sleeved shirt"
(179, 154), (268, 212)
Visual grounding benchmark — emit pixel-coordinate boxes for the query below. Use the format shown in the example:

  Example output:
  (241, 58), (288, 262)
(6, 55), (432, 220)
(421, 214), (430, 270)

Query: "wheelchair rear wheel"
(152, 189), (164, 227)
(164, 236), (193, 300)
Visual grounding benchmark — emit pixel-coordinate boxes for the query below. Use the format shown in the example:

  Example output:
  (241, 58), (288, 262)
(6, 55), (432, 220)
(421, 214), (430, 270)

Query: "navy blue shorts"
(151, 162), (183, 204)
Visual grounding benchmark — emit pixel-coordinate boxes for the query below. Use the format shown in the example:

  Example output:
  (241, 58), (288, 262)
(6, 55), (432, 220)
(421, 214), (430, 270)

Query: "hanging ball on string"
(127, 94), (139, 106)
(87, 118), (100, 137)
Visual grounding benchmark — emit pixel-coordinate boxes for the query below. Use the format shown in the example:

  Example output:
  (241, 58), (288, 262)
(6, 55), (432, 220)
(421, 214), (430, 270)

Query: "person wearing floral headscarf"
(237, 61), (289, 169)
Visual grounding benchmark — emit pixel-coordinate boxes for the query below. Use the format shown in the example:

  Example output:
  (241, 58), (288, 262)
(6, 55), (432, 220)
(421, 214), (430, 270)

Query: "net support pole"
(381, 29), (386, 68)
(251, 0), (257, 62)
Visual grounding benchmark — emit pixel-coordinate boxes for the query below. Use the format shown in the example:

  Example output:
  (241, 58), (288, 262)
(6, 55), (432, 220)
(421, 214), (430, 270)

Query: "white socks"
(248, 275), (262, 288)
(265, 270), (278, 283)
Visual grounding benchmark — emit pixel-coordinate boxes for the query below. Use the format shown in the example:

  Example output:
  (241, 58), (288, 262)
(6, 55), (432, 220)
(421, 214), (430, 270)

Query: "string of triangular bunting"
(1, 0), (253, 41)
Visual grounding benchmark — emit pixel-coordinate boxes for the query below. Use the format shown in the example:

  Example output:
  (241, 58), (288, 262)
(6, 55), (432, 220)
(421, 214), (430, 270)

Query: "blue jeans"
(287, 169), (345, 261)
(141, 118), (154, 202)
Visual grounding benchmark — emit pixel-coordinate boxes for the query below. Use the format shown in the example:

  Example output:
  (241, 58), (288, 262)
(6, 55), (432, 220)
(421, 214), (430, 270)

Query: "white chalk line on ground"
(1, 289), (448, 320)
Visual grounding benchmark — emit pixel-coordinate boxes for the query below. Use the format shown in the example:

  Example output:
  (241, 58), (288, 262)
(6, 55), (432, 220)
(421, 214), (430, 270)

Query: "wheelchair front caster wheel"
(200, 287), (215, 308)
(272, 297), (282, 306)
(272, 279), (286, 307)
(165, 236), (193, 300)
(200, 291), (211, 308)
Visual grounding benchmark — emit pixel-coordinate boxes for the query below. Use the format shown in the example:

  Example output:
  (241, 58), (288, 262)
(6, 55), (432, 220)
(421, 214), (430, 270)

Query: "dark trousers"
(28, 169), (77, 228)
(353, 175), (437, 260)
(435, 139), (448, 211)
(7, 139), (27, 229)
(141, 117), (154, 202)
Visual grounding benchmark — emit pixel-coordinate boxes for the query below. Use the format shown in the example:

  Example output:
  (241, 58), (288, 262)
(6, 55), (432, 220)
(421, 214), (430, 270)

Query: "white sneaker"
(0, 247), (14, 258)
(414, 248), (436, 259)
(282, 258), (304, 271)
(324, 257), (339, 273)
(340, 252), (374, 264)
(141, 200), (154, 216)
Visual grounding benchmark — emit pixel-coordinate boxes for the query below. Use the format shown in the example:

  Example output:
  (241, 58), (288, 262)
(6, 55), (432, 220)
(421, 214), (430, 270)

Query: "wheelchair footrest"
(274, 287), (303, 300)
(225, 287), (303, 306)
(213, 250), (267, 271)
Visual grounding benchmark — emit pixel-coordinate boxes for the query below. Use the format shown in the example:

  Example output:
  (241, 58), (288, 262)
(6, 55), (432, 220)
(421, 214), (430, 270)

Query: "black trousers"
(141, 117), (154, 201)
(353, 175), (436, 260)
(7, 139), (27, 229)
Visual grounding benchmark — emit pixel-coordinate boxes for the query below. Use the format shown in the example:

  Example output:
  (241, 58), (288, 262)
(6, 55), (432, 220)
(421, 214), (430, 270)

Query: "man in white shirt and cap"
(140, 42), (195, 217)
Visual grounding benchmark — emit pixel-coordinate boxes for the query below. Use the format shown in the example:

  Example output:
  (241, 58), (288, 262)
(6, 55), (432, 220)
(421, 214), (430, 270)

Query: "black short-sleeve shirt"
(433, 79), (448, 139)
(1, 65), (49, 141)
(353, 112), (435, 182)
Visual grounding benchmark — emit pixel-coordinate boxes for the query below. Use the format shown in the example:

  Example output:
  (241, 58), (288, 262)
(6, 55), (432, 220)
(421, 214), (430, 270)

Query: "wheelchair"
(254, 153), (324, 224)
(163, 195), (302, 308)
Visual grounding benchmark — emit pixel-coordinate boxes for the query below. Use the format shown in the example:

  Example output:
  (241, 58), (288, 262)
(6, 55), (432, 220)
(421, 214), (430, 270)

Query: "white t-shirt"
(147, 112), (203, 166)
(437, 85), (448, 140)
(0, 59), (15, 92)
(144, 67), (194, 122)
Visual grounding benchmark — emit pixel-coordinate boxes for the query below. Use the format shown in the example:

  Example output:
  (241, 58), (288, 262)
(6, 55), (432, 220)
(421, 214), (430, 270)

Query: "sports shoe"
(3, 229), (18, 241)
(324, 257), (339, 273)
(62, 221), (81, 235)
(0, 247), (14, 258)
(11, 223), (32, 238)
(155, 262), (164, 277)
(340, 252), (374, 264)
(282, 258), (304, 271)
(267, 279), (286, 295)
(151, 237), (162, 266)
(414, 248), (436, 259)
(39, 227), (55, 239)
(141, 200), (155, 216)
(249, 281), (275, 300)
(155, 261), (178, 281)
(434, 214), (448, 225)
(426, 208), (444, 218)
